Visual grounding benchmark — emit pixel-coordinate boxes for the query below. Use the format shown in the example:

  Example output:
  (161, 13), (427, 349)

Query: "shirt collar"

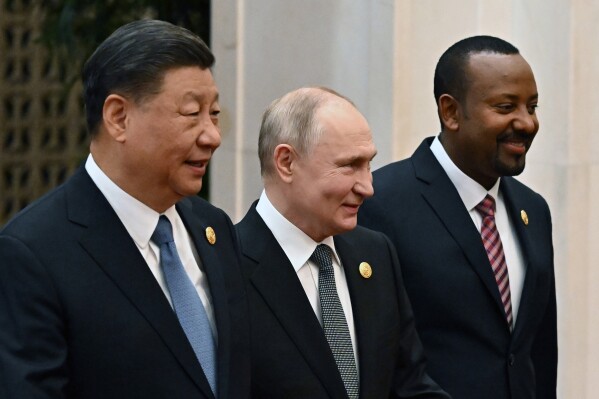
(85, 154), (176, 248)
(256, 190), (339, 272)
(430, 136), (500, 210)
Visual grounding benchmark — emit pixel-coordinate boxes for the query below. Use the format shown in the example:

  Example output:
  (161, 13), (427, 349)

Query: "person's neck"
(90, 144), (178, 213)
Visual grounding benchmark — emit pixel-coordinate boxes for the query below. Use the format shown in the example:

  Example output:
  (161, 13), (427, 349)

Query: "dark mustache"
(496, 131), (534, 143)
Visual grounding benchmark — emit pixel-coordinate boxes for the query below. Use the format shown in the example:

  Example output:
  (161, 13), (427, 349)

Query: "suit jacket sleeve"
(530, 199), (558, 399)
(0, 235), (68, 399)
(384, 235), (451, 399)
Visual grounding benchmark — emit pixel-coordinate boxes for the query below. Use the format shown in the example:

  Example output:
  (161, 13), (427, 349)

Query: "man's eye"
(496, 104), (515, 111)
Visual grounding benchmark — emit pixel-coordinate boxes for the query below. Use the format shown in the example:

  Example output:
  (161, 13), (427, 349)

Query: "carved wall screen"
(0, 0), (88, 225)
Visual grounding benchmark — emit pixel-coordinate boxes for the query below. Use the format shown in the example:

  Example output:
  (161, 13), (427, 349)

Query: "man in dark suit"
(236, 87), (449, 398)
(0, 20), (249, 399)
(359, 36), (557, 399)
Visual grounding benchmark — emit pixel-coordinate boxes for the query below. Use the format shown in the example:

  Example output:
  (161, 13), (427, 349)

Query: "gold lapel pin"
(205, 227), (216, 245)
(520, 210), (529, 226)
(359, 262), (372, 279)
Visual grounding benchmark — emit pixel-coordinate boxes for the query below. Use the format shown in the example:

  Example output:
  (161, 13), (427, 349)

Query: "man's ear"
(272, 144), (297, 183)
(102, 94), (130, 143)
(438, 94), (460, 131)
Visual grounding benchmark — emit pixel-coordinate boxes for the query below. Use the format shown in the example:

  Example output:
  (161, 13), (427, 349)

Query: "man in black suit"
(359, 36), (557, 399)
(0, 20), (249, 399)
(236, 87), (449, 398)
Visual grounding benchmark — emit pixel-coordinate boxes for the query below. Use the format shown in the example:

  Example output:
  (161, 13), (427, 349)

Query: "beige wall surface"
(212, 1), (599, 397)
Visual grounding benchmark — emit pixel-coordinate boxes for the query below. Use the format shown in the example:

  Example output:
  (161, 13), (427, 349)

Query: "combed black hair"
(433, 35), (519, 105)
(83, 19), (214, 135)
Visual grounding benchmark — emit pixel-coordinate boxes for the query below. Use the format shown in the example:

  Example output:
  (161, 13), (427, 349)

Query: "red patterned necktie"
(475, 195), (514, 331)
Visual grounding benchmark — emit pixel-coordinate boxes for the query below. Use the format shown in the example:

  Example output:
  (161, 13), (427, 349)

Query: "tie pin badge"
(205, 227), (216, 245)
(359, 262), (372, 279)
(520, 210), (529, 226)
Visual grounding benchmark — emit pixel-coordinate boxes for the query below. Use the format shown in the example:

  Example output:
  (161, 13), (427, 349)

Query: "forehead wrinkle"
(182, 87), (219, 103)
(331, 139), (376, 163)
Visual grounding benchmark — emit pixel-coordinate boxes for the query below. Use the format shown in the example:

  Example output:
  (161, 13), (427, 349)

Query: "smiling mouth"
(343, 203), (362, 213)
(186, 160), (207, 167)
(501, 140), (529, 155)
(498, 131), (533, 154)
(504, 140), (526, 148)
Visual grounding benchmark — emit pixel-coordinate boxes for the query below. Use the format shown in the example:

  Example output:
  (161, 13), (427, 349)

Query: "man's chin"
(337, 218), (358, 234)
(496, 158), (526, 177)
(177, 182), (204, 198)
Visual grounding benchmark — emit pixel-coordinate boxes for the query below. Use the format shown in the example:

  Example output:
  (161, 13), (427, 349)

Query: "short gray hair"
(258, 87), (354, 177)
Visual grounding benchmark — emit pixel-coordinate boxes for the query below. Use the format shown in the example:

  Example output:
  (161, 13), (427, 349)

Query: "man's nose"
(198, 118), (222, 150)
(354, 168), (374, 198)
(513, 107), (539, 135)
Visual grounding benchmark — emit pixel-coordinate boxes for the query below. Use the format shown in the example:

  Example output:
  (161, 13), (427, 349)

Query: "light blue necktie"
(151, 215), (217, 396)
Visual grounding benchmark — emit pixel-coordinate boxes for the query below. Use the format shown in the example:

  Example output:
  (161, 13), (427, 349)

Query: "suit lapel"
(67, 169), (214, 398)
(334, 235), (378, 396)
(499, 178), (537, 339)
(411, 140), (507, 321)
(239, 207), (348, 398)
(177, 198), (231, 399)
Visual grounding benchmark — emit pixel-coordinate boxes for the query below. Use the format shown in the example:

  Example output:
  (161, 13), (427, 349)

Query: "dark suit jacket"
(358, 138), (557, 399)
(0, 167), (250, 399)
(235, 204), (449, 399)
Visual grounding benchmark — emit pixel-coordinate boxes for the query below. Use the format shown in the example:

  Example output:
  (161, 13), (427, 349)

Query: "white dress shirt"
(256, 190), (359, 370)
(430, 136), (526, 323)
(85, 154), (217, 340)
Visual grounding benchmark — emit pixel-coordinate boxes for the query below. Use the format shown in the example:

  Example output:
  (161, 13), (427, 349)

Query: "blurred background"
(0, 0), (211, 224)
(1, 1), (597, 397)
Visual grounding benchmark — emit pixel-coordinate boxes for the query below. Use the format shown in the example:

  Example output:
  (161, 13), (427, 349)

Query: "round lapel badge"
(205, 227), (216, 245)
(520, 210), (529, 226)
(359, 262), (372, 279)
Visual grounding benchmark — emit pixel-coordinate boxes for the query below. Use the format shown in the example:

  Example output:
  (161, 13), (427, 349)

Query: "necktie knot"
(475, 195), (496, 218)
(151, 215), (174, 246)
(310, 244), (333, 271)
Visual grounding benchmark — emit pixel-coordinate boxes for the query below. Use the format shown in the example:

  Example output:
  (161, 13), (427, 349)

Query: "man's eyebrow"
(498, 93), (538, 101)
(339, 150), (378, 164)
(182, 90), (220, 102)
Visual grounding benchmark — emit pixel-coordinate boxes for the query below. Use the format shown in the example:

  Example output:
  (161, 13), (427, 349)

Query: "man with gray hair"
(0, 20), (249, 399)
(236, 87), (449, 398)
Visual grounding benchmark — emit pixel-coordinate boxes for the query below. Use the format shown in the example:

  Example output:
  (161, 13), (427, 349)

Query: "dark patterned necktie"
(310, 244), (359, 398)
(475, 195), (514, 331)
(151, 215), (218, 395)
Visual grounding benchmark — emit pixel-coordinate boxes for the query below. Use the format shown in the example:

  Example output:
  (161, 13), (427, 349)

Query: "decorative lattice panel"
(0, 0), (88, 225)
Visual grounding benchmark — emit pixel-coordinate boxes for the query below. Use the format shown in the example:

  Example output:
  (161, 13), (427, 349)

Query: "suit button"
(508, 354), (515, 366)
